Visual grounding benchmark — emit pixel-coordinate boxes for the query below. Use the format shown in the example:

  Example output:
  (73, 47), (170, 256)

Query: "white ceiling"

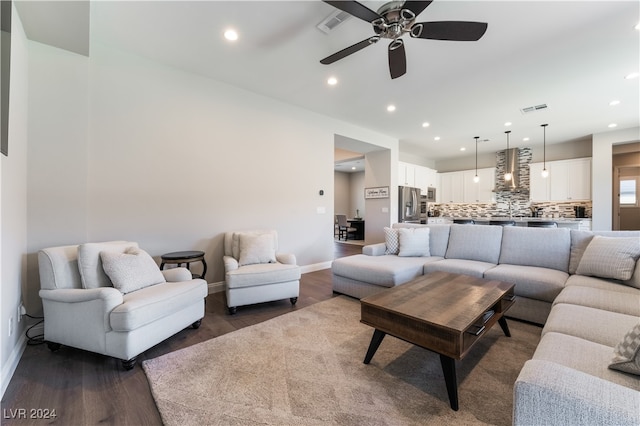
(17, 1), (640, 163)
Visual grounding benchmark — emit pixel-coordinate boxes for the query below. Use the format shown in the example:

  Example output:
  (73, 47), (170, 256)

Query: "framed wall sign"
(364, 186), (389, 199)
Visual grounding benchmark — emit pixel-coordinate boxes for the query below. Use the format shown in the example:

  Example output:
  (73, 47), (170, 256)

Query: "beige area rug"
(143, 296), (540, 426)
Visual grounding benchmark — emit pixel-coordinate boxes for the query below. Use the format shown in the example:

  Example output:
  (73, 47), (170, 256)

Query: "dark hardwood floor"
(1, 242), (362, 426)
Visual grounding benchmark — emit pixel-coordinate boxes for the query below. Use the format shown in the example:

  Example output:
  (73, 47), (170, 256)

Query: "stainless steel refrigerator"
(398, 186), (421, 223)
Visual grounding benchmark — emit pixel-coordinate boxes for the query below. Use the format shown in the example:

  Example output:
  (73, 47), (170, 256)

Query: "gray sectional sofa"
(331, 223), (640, 425)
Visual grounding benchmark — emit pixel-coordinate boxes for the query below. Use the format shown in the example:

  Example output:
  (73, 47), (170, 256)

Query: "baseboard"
(300, 261), (332, 274)
(1, 327), (27, 399)
(208, 281), (224, 294)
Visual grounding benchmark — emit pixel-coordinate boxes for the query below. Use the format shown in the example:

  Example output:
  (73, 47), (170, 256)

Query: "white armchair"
(38, 241), (208, 369)
(223, 230), (300, 314)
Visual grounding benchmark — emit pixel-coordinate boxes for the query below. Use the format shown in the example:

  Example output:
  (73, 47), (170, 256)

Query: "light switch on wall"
(382, 207), (389, 213)
(317, 207), (326, 214)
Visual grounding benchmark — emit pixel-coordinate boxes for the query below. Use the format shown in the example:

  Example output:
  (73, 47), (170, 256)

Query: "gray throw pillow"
(609, 322), (640, 376)
(576, 236), (640, 281)
(384, 227), (399, 255)
(397, 227), (430, 257)
(100, 247), (166, 294)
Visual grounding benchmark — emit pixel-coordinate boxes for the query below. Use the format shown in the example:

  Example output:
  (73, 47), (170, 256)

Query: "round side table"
(160, 250), (207, 280)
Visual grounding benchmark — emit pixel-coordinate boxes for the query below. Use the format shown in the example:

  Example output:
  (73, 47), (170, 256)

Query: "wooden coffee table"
(360, 271), (515, 411)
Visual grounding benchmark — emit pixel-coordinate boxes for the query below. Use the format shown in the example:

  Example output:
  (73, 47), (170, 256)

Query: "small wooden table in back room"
(160, 251), (207, 280)
(360, 271), (515, 411)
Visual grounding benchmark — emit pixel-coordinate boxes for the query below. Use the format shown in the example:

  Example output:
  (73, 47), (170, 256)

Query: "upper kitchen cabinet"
(463, 168), (496, 203)
(439, 171), (464, 203)
(398, 162), (415, 187)
(415, 166), (438, 192)
(530, 158), (591, 201)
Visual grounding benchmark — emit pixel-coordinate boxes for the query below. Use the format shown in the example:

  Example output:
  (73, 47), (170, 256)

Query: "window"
(620, 178), (638, 206)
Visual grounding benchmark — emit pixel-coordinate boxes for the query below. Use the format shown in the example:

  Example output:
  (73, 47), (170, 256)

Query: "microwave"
(424, 187), (436, 202)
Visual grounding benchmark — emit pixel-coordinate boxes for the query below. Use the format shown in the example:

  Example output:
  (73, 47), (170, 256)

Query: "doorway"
(613, 166), (640, 230)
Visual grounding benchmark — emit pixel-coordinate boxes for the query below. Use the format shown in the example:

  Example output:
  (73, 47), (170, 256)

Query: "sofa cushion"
(542, 303), (640, 348)
(565, 274), (640, 294)
(397, 227), (430, 257)
(423, 258), (496, 278)
(384, 227), (399, 255)
(110, 279), (207, 332)
(77, 241), (138, 289)
(332, 254), (441, 287)
(226, 262), (300, 289)
(498, 227), (570, 272)
(445, 224), (502, 264)
(609, 323), (640, 376)
(576, 236), (640, 282)
(100, 247), (166, 294)
(238, 232), (277, 266)
(484, 264), (568, 302)
(534, 332), (640, 391)
(553, 285), (640, 317)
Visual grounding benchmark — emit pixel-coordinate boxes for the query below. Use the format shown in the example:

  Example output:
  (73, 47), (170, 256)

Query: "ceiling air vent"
(317, 10), (352, 34)
(520, 103), (548, 114)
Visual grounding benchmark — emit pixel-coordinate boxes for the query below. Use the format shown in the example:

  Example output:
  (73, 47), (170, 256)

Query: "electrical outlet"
(18, 303), (25, 322)
(8, 316), (13, 337)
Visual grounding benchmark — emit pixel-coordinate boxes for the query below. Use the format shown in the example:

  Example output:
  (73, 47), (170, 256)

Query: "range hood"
(494, 148), (526, 193)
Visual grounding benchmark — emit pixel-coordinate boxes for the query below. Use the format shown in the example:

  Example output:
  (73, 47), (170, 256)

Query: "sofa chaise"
(331, 223), (640, 424)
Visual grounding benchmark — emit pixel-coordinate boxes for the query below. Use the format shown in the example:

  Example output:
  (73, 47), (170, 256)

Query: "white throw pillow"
(384, 227), (399, 255)
(397, 227), (430, 257)
(576, 236), (640, 281)
(239, 233), (277, 266)
(78, 241), (138, 289)
(609, 322), (640, 376)
(100, 247), (166, 294)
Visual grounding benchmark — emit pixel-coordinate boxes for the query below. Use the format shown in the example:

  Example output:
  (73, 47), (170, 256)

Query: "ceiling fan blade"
(410, 21), (488, 41)
(322, 0), (381, 23)
(320, 36), (380, 65)
(402, 1), (433, 18)
(388, 39), (407, 79)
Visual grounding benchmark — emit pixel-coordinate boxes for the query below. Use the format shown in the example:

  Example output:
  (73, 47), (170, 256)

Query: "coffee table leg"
(439, 354), (459, 411)
(363, 329), (386, 364)
(498, 316), (511, 337)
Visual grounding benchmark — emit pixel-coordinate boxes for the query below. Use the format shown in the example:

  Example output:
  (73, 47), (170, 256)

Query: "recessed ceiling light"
(327, 76), (338, 86)
(351, 166), (356, 170)
(609, 100), (620, 106)
(523, 137), (530, 142)
(608, 123), (618, 128)
(625, 72), (639, 80)
(387, 104), (396, 112)
(224, 29), (238, 41)
(504, 122), (512, 127)
(422, 122), (430, 128)
(434, 136), (441, 141)
(460, 147), (466, 151)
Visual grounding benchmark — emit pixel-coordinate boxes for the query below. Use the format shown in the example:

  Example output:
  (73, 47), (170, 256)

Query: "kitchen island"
(427, 217), (592, 230)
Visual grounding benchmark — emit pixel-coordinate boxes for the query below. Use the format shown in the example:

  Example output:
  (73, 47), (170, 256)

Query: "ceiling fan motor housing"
(373, 2), (417, 39)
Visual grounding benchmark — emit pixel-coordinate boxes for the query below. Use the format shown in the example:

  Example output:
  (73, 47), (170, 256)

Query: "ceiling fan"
(320, 1), (488, 79)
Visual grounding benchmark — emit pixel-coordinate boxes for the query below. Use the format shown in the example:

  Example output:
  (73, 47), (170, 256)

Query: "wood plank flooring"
(1, 242), (362, 426)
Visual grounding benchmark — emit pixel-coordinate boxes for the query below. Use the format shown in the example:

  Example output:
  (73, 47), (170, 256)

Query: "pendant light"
(473, 136), (480, 183)
(541, 124), (549, 178)
(504, 131), (512, 181)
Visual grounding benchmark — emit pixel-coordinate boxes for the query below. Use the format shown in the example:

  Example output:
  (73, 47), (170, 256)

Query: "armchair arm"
(363, 243), (386, 256)
(39, 287), (123, 306)
(223, 255), (239, 272)
(276, 253), (296, 265)
(161, 267), (193, 282)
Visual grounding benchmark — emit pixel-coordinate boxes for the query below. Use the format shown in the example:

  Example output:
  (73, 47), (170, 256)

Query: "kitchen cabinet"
(415, 166), (438, 192)
(530, 158), (591, 201)
(398, 162), (415, 187)
(439, 171), (464, 203)
(463, 168), (496, 203)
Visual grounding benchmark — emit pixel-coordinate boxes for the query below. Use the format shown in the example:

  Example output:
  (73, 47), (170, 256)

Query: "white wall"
(25, 41), (398, 306)
(592, 127), (640, 230)
(348, 171), (365, 218)
(1, 3), (28, 397)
